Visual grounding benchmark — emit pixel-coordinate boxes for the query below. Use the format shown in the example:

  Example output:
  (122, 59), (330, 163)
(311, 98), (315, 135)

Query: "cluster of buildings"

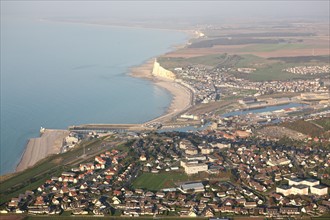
(276, 178), (328, 196)
(130, 131), (330, 217)
(173, 66), (329, 100)
(2, 119), (330, 217)
(283, 65), (330, 75)
(175, 66), (221, 104)
(4, 149), (135, 215)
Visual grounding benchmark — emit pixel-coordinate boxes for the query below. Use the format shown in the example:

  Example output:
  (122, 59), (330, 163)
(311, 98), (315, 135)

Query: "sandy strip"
(130, 59), (192, 124)
(16, 129), (69, 172)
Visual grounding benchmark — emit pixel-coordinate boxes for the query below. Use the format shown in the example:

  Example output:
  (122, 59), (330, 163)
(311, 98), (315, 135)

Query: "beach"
(130, 59), (193, 124)
(16, 129), (69, 172)
(13, 59), (189, 174)
(14, 59), (192, 173)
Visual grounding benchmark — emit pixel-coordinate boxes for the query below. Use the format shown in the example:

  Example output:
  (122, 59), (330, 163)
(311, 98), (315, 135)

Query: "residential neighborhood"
(173, 65), (329, 104)
(2, 126), (329, 218)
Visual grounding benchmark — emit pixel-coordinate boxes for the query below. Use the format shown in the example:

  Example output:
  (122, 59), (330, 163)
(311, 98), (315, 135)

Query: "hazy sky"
(1, 1), (329, 22)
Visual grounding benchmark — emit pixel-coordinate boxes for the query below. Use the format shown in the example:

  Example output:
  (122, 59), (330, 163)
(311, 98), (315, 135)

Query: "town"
(173, 65), (329, 104)
(2, 118), (329, 218)
(283, 65), (330, 75)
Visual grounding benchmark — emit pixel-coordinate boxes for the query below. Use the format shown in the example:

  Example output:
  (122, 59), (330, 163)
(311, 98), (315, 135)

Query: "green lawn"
(248, 63), (298, 81)
(132, 172), (189, 191)
(235, 54), (272, 67)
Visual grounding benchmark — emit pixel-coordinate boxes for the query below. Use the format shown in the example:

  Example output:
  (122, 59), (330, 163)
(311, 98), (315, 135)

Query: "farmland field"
(238, 43), (311, 53)
(159, 53), (329, 82)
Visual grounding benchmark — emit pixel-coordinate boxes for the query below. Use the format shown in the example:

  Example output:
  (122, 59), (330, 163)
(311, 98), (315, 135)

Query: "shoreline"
(40, 18), (197, 37)
(15, 129), (69, 173)
(14, 58), (193, 174)
(130, 59), (193, 124)
(8, 21), (195, 176)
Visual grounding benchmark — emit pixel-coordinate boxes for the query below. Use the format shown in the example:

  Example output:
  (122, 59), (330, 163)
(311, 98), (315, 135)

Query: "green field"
(230, 54), (328, 81)
(234, 54), (272, 67)
(239, 43), (311, 52)
(158, 53), (242, 69)
(158, 53), (329, 82)
(132, 172), (189, 191)
(247, 63), (300, 81)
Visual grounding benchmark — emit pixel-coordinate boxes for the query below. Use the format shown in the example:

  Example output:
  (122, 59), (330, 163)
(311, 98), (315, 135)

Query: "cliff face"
(152, 60), (176, 80)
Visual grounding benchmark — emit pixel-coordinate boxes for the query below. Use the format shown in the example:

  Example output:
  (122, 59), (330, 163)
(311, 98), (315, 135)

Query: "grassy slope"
(313, 118), (330, 131)
(0, 138), (107, 204)
(281, 119), (328, 137)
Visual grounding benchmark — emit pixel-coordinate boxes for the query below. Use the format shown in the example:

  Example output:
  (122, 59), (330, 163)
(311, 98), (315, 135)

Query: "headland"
(130, 59), (193, 124)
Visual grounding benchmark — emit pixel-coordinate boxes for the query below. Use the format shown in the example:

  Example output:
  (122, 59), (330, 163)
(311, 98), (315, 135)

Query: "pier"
(68, 124), (154, 133)
(68, 120), (202, 133)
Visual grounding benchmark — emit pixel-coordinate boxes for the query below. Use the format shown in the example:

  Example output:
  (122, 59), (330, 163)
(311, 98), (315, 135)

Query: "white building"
(288, 178), (304, 186)
(292, 184), (309, 195)
(276, 185), (292, 196)
(302, 179), (320, 187)
(276, 184), (309, 196)
(185, 147), (198, 155)
(181, 160), (208, 175)
(311, 185), (328, 196)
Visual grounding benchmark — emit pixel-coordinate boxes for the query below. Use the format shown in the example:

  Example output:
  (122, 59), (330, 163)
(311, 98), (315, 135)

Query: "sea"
(0, 17), (188, 175)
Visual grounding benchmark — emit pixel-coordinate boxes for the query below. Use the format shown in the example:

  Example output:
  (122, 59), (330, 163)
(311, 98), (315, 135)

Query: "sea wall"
(152, 60), (176, 80)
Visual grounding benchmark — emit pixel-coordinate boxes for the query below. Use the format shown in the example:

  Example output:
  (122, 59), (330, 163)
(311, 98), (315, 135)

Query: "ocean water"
(0, 18), (187, 174)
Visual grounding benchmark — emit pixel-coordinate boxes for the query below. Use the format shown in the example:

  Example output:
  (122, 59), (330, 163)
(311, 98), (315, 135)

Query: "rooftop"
(312, 185), (328, 189)
(181, 182), (204, 191)
(294, 184), (309, 189)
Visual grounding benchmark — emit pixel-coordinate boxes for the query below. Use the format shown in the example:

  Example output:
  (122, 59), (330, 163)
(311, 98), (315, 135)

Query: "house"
(95, 156), (106, 165)
(185, 147), (198, 155)
(266, 208), (279, 216)
(201, 147), (213, 155)
(140, 154), (147, 161)
(235, 130), (251, 138)
(179, 140), (192, 149)
(280, 207), (300, 215)
(28, 206), (49, 215)
(156, 192), (165, 198)
(244, 201), (257, 209)
(201, 206), (214, 217)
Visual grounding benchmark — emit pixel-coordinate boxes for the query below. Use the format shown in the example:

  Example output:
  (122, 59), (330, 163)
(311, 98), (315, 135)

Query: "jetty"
(68, 124), (154, 133)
